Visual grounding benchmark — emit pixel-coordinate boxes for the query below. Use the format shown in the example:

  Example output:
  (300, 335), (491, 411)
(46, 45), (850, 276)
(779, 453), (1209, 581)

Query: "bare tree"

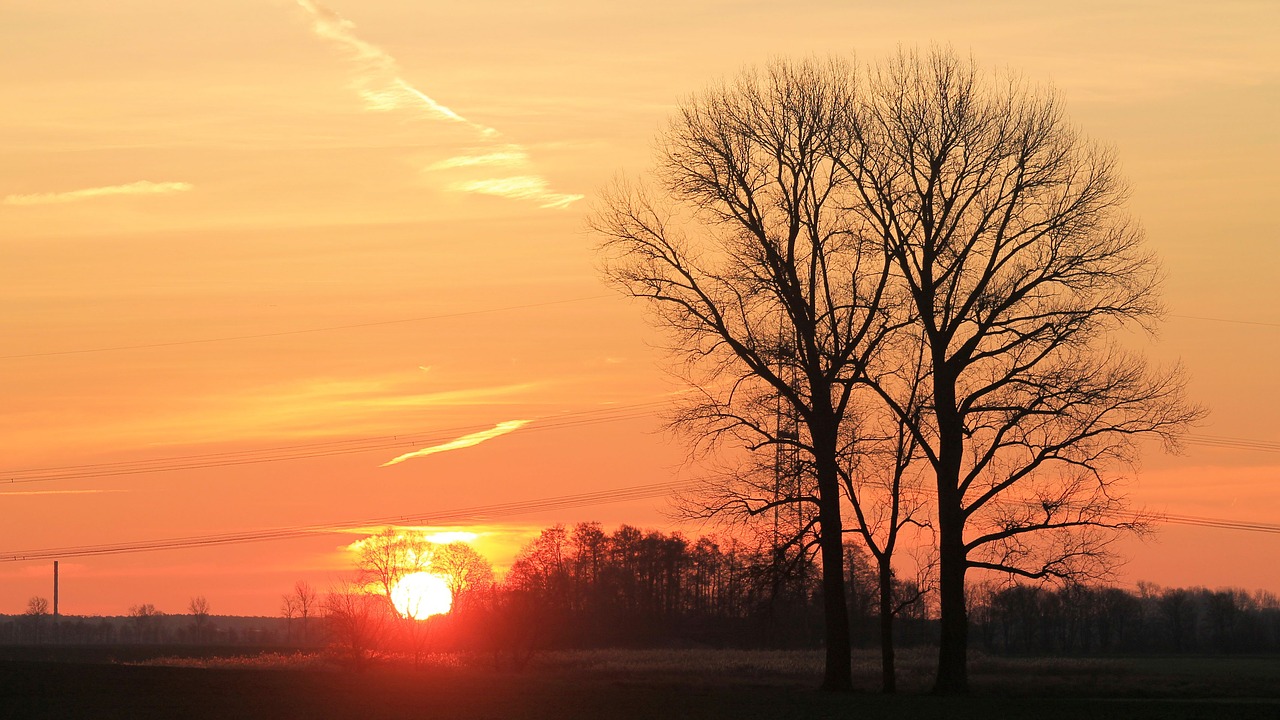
(324, 582), (389, 667)
(128, 603), (162, 643)
(25, 596), (49, 644)
(25, 596), (48, 616)
(295, 581), (317, 643)
(595, 57), (902, 690)
(838, 339), (935, 694)
(188, 596), (211, 643)
(282, 580), (317, 645)
(281, 593), (299, 643)
(355, 527), (434, 615)
(837, 48), (1202, 693)
(433, 541), (495, 609)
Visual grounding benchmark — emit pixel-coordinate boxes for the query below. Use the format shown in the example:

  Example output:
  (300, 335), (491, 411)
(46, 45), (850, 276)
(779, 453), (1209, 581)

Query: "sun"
(390, 572), (452, 619)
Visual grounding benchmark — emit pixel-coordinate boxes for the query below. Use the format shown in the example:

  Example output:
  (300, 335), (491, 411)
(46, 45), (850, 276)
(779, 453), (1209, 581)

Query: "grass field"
(1, 649), (1277, 720)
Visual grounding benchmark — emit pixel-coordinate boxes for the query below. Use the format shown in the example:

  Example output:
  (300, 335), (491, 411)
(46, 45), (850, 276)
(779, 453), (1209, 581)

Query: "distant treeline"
(5, 522), (1278, 657)
(488, 523), (1280, 655)
(971, 582), (1280, 655)
(0, 613), (289, 647)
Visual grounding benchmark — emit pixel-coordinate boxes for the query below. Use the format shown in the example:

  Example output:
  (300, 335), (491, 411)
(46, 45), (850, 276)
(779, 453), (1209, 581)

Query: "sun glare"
(390, 572), (452, 619)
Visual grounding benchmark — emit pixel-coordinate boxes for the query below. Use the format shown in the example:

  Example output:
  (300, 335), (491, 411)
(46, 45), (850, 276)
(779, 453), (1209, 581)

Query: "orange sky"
(2, 0), (1277, 616)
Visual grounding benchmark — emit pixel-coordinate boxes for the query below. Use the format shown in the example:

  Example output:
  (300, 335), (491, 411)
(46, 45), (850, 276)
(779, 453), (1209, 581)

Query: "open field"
(1, 649), (1278, 719)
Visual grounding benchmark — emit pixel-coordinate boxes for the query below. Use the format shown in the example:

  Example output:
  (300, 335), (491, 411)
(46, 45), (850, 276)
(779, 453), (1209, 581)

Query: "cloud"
(294, 0), (478, 128)
(381, 419), (529, 467)
(294, 1), (580, 209)
(451, 176), (583, 209)
(428, 148), (530, 171)
(3, 181), (192, 206)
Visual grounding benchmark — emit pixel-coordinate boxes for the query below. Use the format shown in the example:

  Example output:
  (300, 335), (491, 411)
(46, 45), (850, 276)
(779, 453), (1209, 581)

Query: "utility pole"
(53, 560), (59, 643)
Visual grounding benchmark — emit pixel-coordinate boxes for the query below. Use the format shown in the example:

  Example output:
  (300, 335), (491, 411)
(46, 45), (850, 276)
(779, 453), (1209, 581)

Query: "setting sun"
(390, 573), (452, 620)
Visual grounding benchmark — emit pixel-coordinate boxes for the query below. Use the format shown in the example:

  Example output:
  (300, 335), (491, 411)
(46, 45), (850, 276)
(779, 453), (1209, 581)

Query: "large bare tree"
(838, 49), (1202, 694)
(594, 58), (900, 690)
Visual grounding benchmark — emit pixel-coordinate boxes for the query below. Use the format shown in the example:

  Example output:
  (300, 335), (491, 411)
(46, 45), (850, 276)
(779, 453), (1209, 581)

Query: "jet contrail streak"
(294, 1), (581, 208)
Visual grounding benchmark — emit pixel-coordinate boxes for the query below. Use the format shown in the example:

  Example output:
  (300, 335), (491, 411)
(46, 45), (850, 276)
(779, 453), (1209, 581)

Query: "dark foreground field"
(1, 650), (1277, 720)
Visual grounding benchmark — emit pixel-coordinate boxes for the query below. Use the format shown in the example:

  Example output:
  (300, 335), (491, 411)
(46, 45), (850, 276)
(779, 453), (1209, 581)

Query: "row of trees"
(316, 525), (1280, 663)
(1, 597), (279, 646)
(972, 582), (1280, 655)
(6, 530), (1274, 663)
(593, 48), (1201, 692)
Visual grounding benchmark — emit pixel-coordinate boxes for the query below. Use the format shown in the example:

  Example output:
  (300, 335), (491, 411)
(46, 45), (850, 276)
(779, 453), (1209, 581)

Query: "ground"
(1, 649), (1277, 719)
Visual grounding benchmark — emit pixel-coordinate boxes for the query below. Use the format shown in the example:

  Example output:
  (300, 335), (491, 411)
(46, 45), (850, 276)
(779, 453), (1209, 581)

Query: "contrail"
(4, 181), (192, 206)
(294, 1), (582, 209)
(380, 420), (530, 467)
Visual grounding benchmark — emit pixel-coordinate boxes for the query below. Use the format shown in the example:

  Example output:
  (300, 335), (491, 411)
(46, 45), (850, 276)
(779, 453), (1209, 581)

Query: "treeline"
(6, 523), (1277, 659)
(479, 522), (930, 651)
(0, 613), (287, 646)
(473, 523), (1280, 656)
(971, 583), (1280, 655)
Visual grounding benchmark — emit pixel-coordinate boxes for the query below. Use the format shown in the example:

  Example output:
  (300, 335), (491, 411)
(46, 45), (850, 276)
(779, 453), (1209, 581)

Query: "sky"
(1, 0), (1277, 616)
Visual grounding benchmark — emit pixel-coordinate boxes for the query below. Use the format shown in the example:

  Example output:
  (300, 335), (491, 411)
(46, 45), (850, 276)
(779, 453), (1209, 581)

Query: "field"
(1, 649), (1278, 720)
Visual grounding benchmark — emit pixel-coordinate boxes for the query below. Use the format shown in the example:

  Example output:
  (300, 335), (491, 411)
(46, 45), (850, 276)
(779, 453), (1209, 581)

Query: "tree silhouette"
(433, 541), (495, 610)
(595, 57), (901, 691)
(356, 527), (434, 615)
(837, 48), (1203, 693)
(24, 596), (49, 644)
(283, 581), (319, 645)
(188, 595), (211, 643)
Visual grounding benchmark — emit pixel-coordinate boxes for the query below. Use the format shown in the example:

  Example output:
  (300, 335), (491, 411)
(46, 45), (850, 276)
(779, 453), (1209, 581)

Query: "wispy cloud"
(451, 176), (583, 210)
(294, 1), (582, 209)
(3, 181), (192, 206)
(428, 148), (530, 171)
(381, 419), (529, 467)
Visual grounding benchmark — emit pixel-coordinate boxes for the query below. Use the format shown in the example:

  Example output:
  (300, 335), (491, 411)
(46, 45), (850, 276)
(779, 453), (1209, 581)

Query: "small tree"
(25, 596), (48, 616)
(25, 596), (49, 644)
(128, 603), (162, 644)
(324, 582), (388, 667)
(283, 580), (318, 645)
(281, 593), (298, 642)
(355, 528), (434, 615)
(433, 541), (495, 610)
(188, 596), (211, 643)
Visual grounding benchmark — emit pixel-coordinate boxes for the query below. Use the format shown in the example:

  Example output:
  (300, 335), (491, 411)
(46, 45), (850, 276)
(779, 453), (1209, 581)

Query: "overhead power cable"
(1169, 314), (1280, 329)
(2, 479), (1275, 564)
(1184, 434), (1280, 453)
(3, 477), (1276, 564)
(0, 480), (698, 563)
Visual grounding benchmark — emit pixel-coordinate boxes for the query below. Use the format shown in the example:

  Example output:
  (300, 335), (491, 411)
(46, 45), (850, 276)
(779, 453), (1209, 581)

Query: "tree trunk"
(878, 558), (896, 694)
(814, 423), (853, 692)
(934, 509), (969, 694)
(932, 370), (970, 695)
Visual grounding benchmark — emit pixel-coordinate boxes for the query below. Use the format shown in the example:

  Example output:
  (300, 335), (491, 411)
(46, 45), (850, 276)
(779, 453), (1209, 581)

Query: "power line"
(1184, 434), (1280, 453)
(1169, 314), (1280, 330)
(0, 401), (670, 486)
(0, 294), (613, 360)
(2, 477), (1275, 564)
(0, 480), (697, 562)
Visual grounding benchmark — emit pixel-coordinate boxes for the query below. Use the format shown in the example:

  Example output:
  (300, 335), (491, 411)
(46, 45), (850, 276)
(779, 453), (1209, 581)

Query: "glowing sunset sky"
(2, 0), (1277, 616)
